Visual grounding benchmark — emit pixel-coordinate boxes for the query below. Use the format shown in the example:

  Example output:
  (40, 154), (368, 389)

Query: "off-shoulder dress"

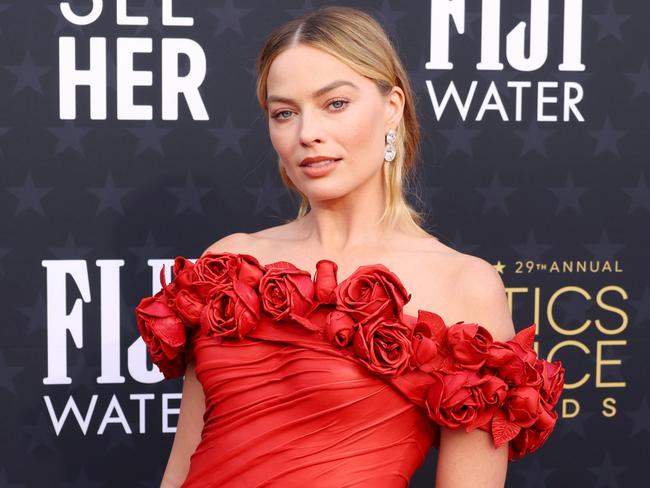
(135, 252), (564, 487)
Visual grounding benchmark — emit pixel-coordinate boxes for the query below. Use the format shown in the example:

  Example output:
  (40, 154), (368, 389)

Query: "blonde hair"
(255, 6), (434, 237)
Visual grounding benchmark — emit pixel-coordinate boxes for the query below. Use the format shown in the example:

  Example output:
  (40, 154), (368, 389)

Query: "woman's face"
(265, 44), (403, 204)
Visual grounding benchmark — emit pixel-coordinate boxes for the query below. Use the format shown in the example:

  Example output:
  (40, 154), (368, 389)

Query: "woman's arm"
(160, 362), (205, 488)
(159, 233), (250, 486)
(435, 256), (516, 488)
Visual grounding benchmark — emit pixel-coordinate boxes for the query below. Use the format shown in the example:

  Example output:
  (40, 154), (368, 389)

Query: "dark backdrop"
(1, 1), (648, 486)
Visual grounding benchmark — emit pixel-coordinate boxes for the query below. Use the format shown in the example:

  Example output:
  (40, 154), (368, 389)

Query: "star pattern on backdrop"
(128, 232), (174, 274)
(207, 114), (251, 157)
(370, 0), (407, 42)
(512, 457), (556, 488)
(17, 293), (46, 336)
(625, 397), (650, 436)
(127, 121), (173, 156)
(4, 50), (51, 95)
(208, 0), (253, 37)
(628, 286), (650, 325)
(166, 173), (213, 215)
(0, 1), (648, 486)
(47, 233), (93, 259)
(587, 452), (626, 488)
(549, 173), (588, 214)
(246, 170), (287, 215)
(624, 59), (650, 99)
(0, 351), (23, 395)
(560, 410), (595, 438)
(88, 172), (133, 215)
(7, 172), (53, 216)
(21, 413), (57, 453)
(555, 290), (593, 326)
(47, 121), (92, 157)
(475, 174), (517, 214)
(510, 230), (554, 262)
(588, 116), (626, 157)
(622, 172), (650, 212)
(286, 0), (317, 18)
(514, 120), (556, 157)
(583, 230), (625, 260)
(438, 120), (481, 157)
(590, 2), (630, 42)
(44, 3), (84, 35)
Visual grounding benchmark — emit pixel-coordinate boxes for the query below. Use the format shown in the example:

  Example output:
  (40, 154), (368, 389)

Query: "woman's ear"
(384, 86), (405, 131)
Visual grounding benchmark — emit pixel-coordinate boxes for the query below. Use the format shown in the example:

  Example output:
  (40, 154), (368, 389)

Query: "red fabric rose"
(174, 289), (204, 325)
(486, 340), (542, 388)
(446, 322), (493, 371)
(259, 261), (317, 330)
(200, 280), (260, 339)
(508, 411), (556, 460)
(425, 371), (508, 432)
(135, 292), (188, 380)
(409, 310), (447, 372)
(325, 310), (356, 347)
(335, 264), (411, 324)
(536, 358), (565, 407)
(505, 386), (541, 428)
(172, 256), (198, 291)
(313, 260), (338, 304)
(352, 315), (412, 376)
(193, 252), (265, 299)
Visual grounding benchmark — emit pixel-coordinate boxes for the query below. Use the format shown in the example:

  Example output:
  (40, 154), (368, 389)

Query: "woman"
(136, 6), (564, 487)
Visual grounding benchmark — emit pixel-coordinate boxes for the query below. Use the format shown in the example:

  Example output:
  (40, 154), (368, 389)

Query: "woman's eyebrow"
(266, 80), (359, 105)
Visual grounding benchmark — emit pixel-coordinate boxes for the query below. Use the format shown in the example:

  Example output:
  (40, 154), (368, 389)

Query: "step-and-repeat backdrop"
(1, 1), (648, 486)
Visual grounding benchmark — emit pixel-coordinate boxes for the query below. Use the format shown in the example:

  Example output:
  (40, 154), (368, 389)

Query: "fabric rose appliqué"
(335, 264), (411, 324)
(198, 253), (266, 339)
(135, 265), (195, 380)
(352, 315), (413, 376)
(258, 261), (319, 331)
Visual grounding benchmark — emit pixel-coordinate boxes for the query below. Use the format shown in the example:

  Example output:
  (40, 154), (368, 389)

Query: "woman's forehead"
(269, 46), (358, 83)
(267, 46), (368, 99)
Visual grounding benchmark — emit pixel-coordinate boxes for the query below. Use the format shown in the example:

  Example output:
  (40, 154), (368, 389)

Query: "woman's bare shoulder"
(200, 223), (296, 258)
(201, 232), (254, 257)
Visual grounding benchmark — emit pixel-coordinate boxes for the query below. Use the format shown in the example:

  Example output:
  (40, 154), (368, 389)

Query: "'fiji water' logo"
(424, 0), (586, 122)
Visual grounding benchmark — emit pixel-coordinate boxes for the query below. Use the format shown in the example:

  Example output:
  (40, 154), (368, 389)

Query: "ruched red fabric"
(185, 315), (435, 487)
(135, 252), (565, 487)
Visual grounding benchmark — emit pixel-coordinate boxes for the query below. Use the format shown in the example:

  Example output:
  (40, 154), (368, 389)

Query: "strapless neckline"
(135, 249), (565, 473)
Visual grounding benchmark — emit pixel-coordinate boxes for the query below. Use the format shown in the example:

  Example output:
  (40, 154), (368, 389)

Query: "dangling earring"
(384, 129), (397, 163)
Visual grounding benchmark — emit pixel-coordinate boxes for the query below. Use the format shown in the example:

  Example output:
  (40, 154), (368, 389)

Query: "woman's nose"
(298, 109), (325, 145)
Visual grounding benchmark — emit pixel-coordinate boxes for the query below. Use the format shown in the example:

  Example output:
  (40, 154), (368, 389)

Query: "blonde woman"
(136, 6), (564, 487)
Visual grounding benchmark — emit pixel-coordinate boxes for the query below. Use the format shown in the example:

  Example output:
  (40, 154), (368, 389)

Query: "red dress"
(135, 252), (564, 487)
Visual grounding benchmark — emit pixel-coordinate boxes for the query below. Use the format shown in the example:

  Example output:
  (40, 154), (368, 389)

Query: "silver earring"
(384, 130), (397, 162)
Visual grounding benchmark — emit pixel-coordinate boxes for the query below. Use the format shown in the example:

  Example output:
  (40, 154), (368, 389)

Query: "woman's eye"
(272, 110), (293, 120)
(329, 99), (348, 111)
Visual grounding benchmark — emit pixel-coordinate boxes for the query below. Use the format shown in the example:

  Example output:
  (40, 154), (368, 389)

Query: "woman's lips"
(300, 158), (340, 177)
